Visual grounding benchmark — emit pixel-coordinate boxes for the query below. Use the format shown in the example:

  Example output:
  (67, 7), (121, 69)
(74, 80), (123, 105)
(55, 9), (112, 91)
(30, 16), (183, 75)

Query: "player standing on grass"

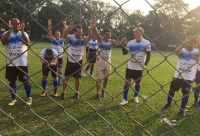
(162, 35), (199, 116)
(193, 35), (200, 106)
(61, 20), (96, 99)
(48, 19), (66, 85)
(40, 48), (58, 97)
(84, 33), (98, 78)
(1, 18), (32, 106)
(120, 27), (151, 105)
(93, 24), (127, 100)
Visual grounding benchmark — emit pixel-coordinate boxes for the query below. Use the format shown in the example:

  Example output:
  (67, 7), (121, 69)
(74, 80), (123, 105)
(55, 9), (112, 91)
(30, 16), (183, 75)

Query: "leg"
(58, 67), (62, 84)
(90, 63), (94, 76)
(194, 83), (200, 105)
(75, 78), (81, 93)
(124, 78), (132, 101)
(63, 76), (70, 94)
(42, 76), (48, 91)
(96, 79), (101, 94)
(9, 81), (17, 100)
(134, 82), (141, 97)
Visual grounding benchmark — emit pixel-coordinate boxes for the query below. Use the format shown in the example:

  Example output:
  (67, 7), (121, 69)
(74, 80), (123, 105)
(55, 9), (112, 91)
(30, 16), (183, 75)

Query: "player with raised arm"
(93, 24), (126, 100)
(48, 19), (66, 85)
(120, 27), (151, 105)
(61, 20), (96, 99)
(162, 35), (199, 116)
(1, 18), (31, 106)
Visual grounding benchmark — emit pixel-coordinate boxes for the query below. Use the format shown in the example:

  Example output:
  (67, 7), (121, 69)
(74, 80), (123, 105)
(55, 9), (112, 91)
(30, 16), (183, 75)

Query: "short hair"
(104, 29), (111, 34)
(135, 27), (144, 34)
(74, 25), (82, 32)
(55, 30), (60, 34)
(45, 48), (53, 56)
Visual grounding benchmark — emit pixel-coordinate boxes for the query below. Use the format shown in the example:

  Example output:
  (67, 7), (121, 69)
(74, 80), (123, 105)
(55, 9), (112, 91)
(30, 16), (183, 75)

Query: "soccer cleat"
(8, 99), (17, 106)
(26, 97), (32, 105)
(192, 101), (198, 106)
(40, 91), (47, 97)
(84, 72), (86, 77)
(61, 93), (65, 99)
(53, 92), (58, 97)
(120, 99), (128, 105)
(134, 96), (139, 103)
(101, 90), (105, 97)
(162, 104), (171, 109)
(75, 93), (80, 99)
(96, 94), (101, 100)
(179, 110), (185, 116)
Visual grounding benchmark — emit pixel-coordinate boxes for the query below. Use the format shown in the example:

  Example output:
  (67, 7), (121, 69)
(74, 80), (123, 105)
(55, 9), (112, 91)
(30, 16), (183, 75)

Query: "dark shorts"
(42, 63), (57, 77)
(88, 53), (96, 63)
(6, 66), (29, 82)
(195, 71), (200, 83)
(64, 60), (82, 78)
(125, 68), (143, 82)
(57, 58), (63, 68)
(170, 78), (192, 94)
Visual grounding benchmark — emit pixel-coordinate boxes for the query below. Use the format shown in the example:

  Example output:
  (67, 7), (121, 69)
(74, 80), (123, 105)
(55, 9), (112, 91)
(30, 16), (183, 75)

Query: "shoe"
(40, 91), (46, 97)
(120, 99), (128, 105)
(179, 110), (185, 116)
(75, 93), (80, 99)
(134, 96), (139, 103)
(162, 104), (171, 109)
(53, 92), (58, 97)
(8, 99), (17, 106)
(96, 94), (100, 100)
(26, 97), (32, 105)
(101, 90), (105, 97)
(84, 72), (86, 77)
(61, 93), (65, 99)
(192, 101), (198, 106)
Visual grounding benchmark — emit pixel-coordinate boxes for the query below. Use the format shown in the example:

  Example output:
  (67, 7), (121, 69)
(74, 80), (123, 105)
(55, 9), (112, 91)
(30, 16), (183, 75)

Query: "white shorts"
(96, 61), (111, 79)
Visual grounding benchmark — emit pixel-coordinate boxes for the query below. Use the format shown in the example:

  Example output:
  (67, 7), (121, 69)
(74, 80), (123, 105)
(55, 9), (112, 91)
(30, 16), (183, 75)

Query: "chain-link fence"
(0, 0), (200, 135)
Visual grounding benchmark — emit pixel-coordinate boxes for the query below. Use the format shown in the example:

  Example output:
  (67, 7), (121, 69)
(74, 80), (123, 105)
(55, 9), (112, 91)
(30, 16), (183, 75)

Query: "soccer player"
(61, 20), (96, 99)
(40, 48), (58, 97)
(193, 35), (200, 106)
(93, 25), (127, 100)
(84, 33), (98, 77)
(120, 27), (151, 105)
(162, 35), (199, 116)
(1, 18), (32, 106)
(48, 19), (66, 84)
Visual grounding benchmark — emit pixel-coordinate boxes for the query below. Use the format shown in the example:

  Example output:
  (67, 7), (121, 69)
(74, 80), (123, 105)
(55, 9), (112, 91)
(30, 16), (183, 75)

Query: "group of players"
(1, 18), (200, 116)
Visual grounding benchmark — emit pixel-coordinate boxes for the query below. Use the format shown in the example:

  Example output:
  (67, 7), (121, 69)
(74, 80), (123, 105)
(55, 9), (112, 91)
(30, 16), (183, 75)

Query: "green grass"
(0, 42), (200, 136)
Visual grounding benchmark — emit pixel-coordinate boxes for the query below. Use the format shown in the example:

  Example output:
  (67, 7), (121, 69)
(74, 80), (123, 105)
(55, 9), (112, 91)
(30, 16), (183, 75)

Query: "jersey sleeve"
(40, 49), (45, 57)
(53, 49), (58, 58)
(146, 41), (151, 51)
(126, 41), (131, 51)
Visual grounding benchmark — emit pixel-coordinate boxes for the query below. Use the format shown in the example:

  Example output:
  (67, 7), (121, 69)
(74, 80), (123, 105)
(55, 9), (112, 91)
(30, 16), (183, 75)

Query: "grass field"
(0, 42), (200, 136)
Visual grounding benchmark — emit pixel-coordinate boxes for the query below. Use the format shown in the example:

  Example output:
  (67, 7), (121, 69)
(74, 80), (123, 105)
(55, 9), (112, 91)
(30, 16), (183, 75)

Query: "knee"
(42, 76), (47, 80)
(136, 82), (141, 86)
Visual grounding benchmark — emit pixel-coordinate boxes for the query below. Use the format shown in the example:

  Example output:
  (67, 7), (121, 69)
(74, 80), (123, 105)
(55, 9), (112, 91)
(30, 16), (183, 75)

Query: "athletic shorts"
(195, 71), (200, 83)
(5, 66), (29, 82)
(42, 63), (57, 77)
(88, 52), (96, 63)
(170, 78), (192, 94)
(125, 68), (143, 82)
(57, 58), (63, 68)
(64, 60), (82, 78)
(96, 61), (111, 79)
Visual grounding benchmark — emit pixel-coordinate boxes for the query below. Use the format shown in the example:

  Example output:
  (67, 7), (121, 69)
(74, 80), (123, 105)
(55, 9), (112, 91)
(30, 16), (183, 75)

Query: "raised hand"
(20, 21), (25, 32)
(68, 21), (74, 30)
(90, 20), (96, 27)
(9, 20), (12, 30)
(63, 21), (66, 26)
(184, 35), (192, 43)
(121, 37), (127, 45)
(48, 19), (52, 26)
